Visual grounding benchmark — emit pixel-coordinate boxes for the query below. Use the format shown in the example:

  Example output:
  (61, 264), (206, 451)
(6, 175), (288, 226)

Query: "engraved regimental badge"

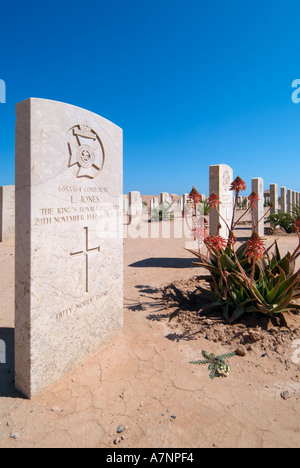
(223, 169), (231, 192)
(67, 121), (105, 179)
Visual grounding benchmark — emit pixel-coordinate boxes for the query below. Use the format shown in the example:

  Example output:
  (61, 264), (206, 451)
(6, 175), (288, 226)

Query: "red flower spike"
(204, 235), (227, 253)
(230, 176), (247, 194)
(208, 193), (221, 208)
(245, 232), (265, 261)
(248, 191), (259, 209)
(188, 186), (202, 204)
(191, 226), (207, 241)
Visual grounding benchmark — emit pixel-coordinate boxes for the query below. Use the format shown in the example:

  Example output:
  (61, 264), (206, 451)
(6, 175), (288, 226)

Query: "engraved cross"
(70, 227), (100, 293)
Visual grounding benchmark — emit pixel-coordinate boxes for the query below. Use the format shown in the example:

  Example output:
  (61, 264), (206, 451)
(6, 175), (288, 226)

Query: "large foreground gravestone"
(0, 185), (15, 242)
(209, 164), (233, 238)
(15, 98), (123, 398)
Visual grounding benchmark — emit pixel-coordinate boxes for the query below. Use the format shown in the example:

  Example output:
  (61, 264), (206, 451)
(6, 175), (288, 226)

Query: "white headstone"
(15, 98), (123, 398)
(123, 197), (129, 214)
(160, 192), (169, 204)
(0, 185), (15, 242)
(280, 187), (286, 213)
(150, 197), (159, 211)
(183, 193), (189, 205)
(287, 189), (292, 214)
(252, 178), (264, 236)
(270, 184), (278, 215)
(209, 164), (233, 238)
(128, 191), (142, 225)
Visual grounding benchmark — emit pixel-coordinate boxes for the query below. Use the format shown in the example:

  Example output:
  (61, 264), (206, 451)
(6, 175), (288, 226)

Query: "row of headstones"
(125, 191), (207, 224)
(2, 181), (299, 242)
(0, 185), (210, 241)
(274, 187), (300, 214)
(209, 165), (300, 238)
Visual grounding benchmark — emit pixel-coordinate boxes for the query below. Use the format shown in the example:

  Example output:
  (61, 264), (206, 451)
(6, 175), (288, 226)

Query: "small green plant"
(190, 350), (236, 379)
(197, 199), (210, 216)
(267, 211), (296, 233)
(292, 203), (300, 218)
(151, 202), (174, 222)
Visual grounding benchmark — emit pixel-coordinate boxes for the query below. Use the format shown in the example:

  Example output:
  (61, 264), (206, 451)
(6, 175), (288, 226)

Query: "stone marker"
(251, 178), (264, 236)
(287, 189), (292, 214)
(128, 191), (142, 225)
(150, 197), (159, 211)
(280, 187), (287, 213)
(160, 192), (169, 204)
(209, 164), (233, 238)
(123, 196), (129, 214)
(292, 191), (296, 208)
(270, 184), (278, 214)
(0, 185), (15, 242)
(15, 98), (123, 398)
(270, 184), (278, 229)
(183, 193), (189, 205)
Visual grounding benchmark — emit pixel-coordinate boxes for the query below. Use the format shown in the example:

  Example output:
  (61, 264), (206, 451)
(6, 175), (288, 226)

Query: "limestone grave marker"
(0, 185), (15, 242)
(280, 187), (287, 213)
(209, 164), (233, 238)
(252, 178), (264, 236)
(15, 98), (123, 398)
(128, 191), (142, 224)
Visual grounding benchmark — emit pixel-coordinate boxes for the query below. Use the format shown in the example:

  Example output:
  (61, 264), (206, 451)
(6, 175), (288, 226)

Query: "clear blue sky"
(0, 0), (300, 195)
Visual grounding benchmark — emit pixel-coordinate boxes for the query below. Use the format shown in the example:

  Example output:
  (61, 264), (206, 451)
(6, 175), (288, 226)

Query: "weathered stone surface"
(15, 98), (123, 398)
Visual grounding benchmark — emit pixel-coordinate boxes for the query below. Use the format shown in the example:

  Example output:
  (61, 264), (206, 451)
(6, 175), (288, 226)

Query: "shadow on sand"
(129, 257), (198, 269)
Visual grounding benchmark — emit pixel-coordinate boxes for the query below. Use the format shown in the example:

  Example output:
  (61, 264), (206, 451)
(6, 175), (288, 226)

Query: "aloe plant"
(151, 202), (174, 222)
(189, 239), (300, 324)
(188, 176), (300, 324)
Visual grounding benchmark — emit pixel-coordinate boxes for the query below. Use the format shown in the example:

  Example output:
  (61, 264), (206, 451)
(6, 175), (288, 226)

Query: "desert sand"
(0, 214), (299, 448)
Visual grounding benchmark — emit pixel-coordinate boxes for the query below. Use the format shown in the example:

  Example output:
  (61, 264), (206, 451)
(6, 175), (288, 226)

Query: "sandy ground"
(0, 215), (299, 448)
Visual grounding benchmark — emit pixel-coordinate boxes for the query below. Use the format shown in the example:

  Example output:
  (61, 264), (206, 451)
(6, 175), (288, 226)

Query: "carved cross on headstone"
(70, 227), (100, 292)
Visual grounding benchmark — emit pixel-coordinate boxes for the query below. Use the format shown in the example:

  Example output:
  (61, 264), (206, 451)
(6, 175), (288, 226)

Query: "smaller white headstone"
(252, 178), (264, 236)
(280, 187), (286, 213)
(160, 192), (169, 204)
(0, 185), (15, 242)
(287, 189), (292, 214)
(128, 191), (142, 225)
(209, 164), (234, 238)
(123, 197), (129, 214)
(270, 184), (278, 215)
